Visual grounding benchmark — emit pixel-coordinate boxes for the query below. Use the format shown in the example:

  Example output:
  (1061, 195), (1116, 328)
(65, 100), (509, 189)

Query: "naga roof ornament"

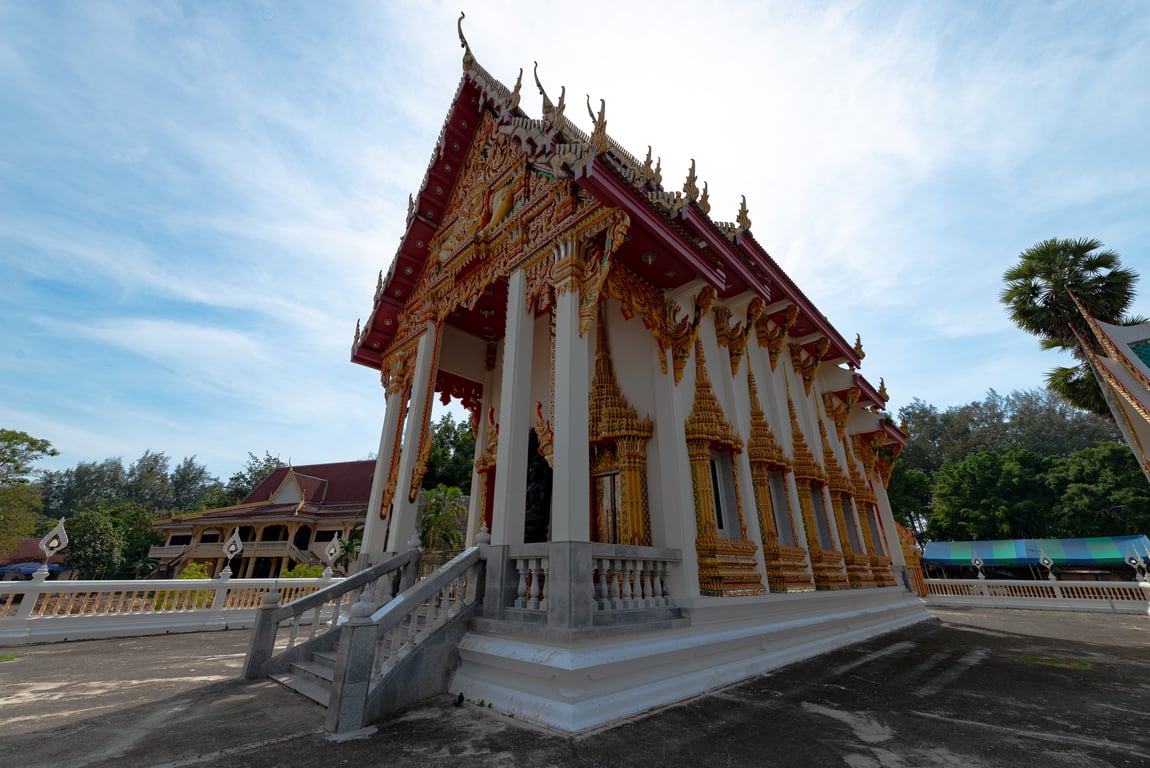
(683, 159), (699, 201)
(700, 181), (711, 215)
(457, 12), (475, 70)
(737, 195), (752, 231)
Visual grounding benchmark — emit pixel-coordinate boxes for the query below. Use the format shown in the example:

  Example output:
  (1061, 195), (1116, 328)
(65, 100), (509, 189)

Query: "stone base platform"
(451, 586), (929, 733)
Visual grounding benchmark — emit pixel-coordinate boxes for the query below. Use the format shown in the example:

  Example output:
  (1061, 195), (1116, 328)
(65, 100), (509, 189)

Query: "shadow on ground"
(1, 607), (1148, 767)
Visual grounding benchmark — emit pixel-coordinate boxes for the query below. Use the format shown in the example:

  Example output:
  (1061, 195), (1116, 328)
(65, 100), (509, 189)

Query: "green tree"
(886, 462), (931, 540)
(125, 450), (174, 513)
(169, 456), (224, 514)
(1045, 442), (1150, 537)
(64, 508), (124, 579)
(0, 429), (58, 555)
(421, 415), (476, 491)
(39, 458), (127, 519)
(418, 484), (466, 550)
(1000, 237), (1143, 416)
(927, 447), (1056, 541)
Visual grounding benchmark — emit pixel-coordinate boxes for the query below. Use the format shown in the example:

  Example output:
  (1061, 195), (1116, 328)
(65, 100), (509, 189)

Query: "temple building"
(150, 460), (372, 578)
(1070, 291), (1150, 484)
(344, 19), (928, 732)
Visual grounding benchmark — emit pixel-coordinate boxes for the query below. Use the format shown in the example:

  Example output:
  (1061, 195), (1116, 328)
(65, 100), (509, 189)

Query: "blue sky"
(3, 1), (1149, 481)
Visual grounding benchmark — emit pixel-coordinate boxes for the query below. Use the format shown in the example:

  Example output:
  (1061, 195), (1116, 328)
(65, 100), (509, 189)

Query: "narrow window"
(841, 497), (862, 553)
(709, 457), (726, 532)
(810, 487), (834, 550)
(768, 471), (795, 547)
(867, 505), (886, 555)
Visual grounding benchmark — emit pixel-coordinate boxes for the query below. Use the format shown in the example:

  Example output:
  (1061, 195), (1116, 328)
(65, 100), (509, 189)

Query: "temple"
(1070, 291), (1150, 484)
(344, 18), (928, 732)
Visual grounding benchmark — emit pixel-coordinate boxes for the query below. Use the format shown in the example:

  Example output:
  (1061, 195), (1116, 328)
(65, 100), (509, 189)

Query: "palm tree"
(1000, 237), (1142, 416)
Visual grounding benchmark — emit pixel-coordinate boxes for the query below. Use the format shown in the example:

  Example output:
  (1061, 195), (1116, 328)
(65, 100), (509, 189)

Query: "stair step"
(312, 649), (338, 665)
(290, 659), (334, 685)
(270, 672), (330, 707)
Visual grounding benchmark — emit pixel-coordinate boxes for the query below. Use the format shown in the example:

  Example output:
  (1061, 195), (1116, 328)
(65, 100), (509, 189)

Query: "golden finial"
(353, 318), (361, 346)
(737, 195), (751, 231)
(643, 146), (655, 179)
(375, 269), (383, 296)
(588, 96), (608, 152)
(653, 156), (663, 186)
(853, 334), (865, 360)
(553, 85), (566, 125)
(878, 377), (888, 401)
(533, 61), (552, 111)
(457, 12), (474, 70)
(699, 181), (711, 215)
(509, 68), (523, 111)
(683, 159), (699, 200)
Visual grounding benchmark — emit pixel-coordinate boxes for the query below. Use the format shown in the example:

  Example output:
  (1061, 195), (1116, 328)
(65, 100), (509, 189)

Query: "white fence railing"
(924, 578), (1150, 615)
(0, 573), (342, 646)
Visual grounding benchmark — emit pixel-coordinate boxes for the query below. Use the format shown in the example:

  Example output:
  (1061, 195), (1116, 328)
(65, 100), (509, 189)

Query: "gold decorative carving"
(578, 210), (630, 335)
(533, 401), (554, 468)
(853, 333), (865, 362)
(457, 12), (474, 70)
(699, 181), (710, 215)
(714, 298), (764, 376)
(820, 421), (873, 587)
(746, 369), (812, 591)
(684, 338), (764, 596)
(789, 337), (830, 396)
(822, 386), (859, 442)
(588, 309), (653, 546)
(683, 159), (699, 201)
(787, 383), (847, 590)
(737, 195), (751, 231)
(877, 377), (889, 402)
(380, 380), (412, 520)
(754, 304), (799, 371)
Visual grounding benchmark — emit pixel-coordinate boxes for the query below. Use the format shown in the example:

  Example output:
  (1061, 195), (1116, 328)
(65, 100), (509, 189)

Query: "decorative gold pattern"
(746, 369), (812, 591)
(683, 159), (699, 201)
(822, 387), (860, 442)
(787, 382), (847, 590)
(820, 421), (873, 587)
(685, 338), (764, 596)
(789, 337), (830, 396)
(714, 298), (765, 376)
(754, 304), (800, 371)
(588, 309), (653, 545)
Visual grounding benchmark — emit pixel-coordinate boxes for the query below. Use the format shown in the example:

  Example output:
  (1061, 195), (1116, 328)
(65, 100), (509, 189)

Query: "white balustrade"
(924, 577), (1150, 615)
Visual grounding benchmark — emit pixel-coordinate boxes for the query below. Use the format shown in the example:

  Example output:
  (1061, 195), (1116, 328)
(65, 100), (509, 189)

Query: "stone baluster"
(608, 558), (622, 609)
(515, 558), (529, 608)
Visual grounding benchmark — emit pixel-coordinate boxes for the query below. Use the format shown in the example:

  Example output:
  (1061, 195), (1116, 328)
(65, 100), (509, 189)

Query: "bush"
(281, 563), (325, 578)
(154, 561), (213, 610)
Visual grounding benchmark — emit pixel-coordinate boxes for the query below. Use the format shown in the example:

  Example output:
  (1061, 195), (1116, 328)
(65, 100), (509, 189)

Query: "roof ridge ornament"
(683, 159), (699, 201)
(587, 95), (608, 152)
(457, 12), (474, 70)
(534, 61), (552, 111)
(700, 181), (710, 215)
(508, 68), (523, 111)
(737, 195), (752, 231)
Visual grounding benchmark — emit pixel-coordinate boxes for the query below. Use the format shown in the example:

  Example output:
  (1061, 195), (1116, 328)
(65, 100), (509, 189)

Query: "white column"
(359, 387), (405, 567)
(550, 277), (591, 542)
(649, 340), (700, 598)
(491, 268), (534, 545)
(384, 322), (439, 552)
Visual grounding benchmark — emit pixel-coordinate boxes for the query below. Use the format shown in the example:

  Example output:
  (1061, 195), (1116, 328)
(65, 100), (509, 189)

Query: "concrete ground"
(1, 606), (1148, 767)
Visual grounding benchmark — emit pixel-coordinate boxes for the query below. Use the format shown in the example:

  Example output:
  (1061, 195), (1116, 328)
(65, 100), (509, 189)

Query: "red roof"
(242, 460), (375, 505)
(1, 537), (67, 565)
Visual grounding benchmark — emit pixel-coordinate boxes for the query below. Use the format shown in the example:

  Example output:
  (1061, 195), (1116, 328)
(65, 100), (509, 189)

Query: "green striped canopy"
(922, 536), (1150, 566)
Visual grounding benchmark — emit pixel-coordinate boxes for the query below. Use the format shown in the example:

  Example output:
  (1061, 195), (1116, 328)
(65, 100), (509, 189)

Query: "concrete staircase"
(270, 646), (339, 705)
(269, 609), (430, 708)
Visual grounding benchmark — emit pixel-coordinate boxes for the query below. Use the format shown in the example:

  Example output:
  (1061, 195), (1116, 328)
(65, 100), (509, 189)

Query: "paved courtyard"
(1, 606), (1148, 767)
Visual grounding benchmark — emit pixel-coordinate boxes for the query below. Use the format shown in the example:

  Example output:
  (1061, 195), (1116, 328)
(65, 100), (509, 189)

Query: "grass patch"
(1022, 655), (1091, 670)
(0, 652), (15, 663)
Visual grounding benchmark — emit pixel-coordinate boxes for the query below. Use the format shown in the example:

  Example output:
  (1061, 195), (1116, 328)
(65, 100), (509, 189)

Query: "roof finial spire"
(533, 61), (552, 111)
(737, 195), (752, 231)
(588, 95), (608, 152)
(700, 181), (711, 215)
(457, 12), (474, 70)
(683, 159), (699, 200)
(509, 67), (523, 111)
